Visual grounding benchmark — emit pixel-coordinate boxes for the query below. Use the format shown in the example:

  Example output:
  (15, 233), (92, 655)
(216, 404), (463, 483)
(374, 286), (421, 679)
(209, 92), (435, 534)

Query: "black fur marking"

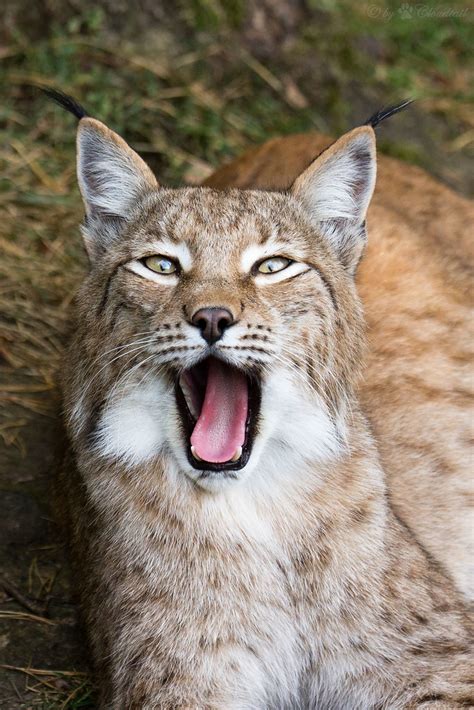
(107, 301), (140, 332)
(39, 86), (89, 120)
(98, 272), (115, 316)
(315, 268), (338, 312)
(84, 398), (107, 443)
(365, 98), (413, 129)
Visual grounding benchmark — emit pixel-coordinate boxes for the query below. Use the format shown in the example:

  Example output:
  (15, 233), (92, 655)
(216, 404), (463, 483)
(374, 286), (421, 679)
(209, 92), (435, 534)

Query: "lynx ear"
(291, 126), (376, 274)
(77, 118), (158, 257)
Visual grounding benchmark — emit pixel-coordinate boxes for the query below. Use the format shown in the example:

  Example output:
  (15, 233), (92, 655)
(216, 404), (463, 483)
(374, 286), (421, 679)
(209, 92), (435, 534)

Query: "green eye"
(144, 255), (178, 275)
(257, 257), (292, 274)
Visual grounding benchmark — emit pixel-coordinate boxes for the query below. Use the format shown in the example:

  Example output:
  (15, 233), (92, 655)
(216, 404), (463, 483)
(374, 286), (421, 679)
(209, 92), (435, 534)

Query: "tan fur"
(205, 133), (474, 601)
(60, 119), (473, 708)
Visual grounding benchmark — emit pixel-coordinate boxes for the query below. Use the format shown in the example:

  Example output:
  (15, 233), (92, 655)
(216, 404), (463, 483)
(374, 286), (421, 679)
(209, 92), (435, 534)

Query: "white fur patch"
(95, 379), (171, 465)
(78, 150), (144, 219)
(77, 121), (157, 220)
(249, 368), (343, 488)
(292, 131), (376, 223)
(254, 262), (310, 286)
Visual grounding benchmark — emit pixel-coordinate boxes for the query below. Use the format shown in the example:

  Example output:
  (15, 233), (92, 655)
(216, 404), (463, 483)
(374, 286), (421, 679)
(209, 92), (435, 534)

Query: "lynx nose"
(191, 307), (235, 345)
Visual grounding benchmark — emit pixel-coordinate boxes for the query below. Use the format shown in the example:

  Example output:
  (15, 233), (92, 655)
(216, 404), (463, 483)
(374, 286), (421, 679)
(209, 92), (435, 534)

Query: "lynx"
(52, 91), (472, 709)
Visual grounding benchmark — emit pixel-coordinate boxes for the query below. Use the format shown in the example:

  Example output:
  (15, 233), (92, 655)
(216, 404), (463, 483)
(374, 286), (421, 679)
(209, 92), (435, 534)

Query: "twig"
(1, 664), (87, 677)
(0, 610), (56, 626)
(0, 575), (47, 616)
(8, 676), (22, 701)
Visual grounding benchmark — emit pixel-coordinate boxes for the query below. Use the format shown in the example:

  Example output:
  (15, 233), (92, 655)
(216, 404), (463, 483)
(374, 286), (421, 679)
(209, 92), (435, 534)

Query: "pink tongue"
(190, 359), (248, 463)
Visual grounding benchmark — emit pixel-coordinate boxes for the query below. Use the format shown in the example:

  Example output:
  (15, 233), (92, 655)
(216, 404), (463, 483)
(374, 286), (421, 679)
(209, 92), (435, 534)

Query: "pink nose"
(191, 307), (235, 344)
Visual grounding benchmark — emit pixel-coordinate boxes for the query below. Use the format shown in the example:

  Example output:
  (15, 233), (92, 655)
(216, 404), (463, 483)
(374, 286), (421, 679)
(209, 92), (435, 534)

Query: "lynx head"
(65, 114), (376, 492)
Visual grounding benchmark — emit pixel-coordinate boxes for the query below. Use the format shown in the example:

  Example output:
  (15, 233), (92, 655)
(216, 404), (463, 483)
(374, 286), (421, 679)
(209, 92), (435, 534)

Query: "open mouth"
(175, 357), (261, 472)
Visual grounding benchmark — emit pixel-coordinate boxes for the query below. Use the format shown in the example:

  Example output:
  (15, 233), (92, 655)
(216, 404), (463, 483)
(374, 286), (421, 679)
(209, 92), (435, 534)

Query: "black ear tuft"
(365, 98), (414, 129)
(38, 86), (89, 120)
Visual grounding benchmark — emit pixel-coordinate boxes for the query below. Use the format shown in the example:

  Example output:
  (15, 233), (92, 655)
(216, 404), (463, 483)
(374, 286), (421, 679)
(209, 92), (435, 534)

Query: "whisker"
(80, 337), (157, 397)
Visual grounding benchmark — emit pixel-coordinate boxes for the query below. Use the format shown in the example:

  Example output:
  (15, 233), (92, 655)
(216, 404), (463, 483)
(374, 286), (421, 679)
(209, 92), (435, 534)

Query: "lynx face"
(67, 119), (376, 491)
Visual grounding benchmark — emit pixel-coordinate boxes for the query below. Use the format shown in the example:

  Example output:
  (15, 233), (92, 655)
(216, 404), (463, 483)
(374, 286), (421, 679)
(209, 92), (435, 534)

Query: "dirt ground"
(0, 423), (91, 706)
(1, 1), (472, 707)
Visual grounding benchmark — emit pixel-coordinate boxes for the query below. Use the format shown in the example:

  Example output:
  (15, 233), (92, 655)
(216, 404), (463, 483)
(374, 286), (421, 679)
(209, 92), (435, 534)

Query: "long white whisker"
(95, 334), (158, 360)
(84, 340), (157, 389)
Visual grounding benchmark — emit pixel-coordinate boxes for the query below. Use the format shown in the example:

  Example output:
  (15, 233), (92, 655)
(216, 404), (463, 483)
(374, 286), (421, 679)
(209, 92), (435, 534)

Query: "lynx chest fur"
(58, 97), (473, 709)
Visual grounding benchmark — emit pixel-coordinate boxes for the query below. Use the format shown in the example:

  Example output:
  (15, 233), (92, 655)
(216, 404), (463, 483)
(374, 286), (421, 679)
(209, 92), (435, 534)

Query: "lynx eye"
(257, 257), (292, 274)
(144, 255), (178, 275)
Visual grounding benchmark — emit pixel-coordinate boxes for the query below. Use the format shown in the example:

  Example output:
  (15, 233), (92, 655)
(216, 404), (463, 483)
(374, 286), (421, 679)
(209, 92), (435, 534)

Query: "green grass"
(1, 0), (472, 193)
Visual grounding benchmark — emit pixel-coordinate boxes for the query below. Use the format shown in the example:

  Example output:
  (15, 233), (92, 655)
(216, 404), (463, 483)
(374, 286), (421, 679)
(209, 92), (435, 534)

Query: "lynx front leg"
(103, 644), (279, 710)
(91, 579), (300, 710)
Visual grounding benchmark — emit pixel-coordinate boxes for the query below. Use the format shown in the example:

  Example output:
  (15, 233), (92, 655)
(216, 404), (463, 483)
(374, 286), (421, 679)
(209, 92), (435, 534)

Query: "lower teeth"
(190, 446), (242, 463)
(191, 446), (202, 461)
(230, 446), (242, 462)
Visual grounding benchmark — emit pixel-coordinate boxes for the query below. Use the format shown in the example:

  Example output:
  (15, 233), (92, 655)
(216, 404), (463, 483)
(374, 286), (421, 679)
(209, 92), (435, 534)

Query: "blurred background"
(0, 0), (472, 706)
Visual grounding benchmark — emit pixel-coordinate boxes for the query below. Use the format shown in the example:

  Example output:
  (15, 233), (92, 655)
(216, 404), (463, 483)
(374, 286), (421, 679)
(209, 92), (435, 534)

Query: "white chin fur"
(95, 367), (343, 490)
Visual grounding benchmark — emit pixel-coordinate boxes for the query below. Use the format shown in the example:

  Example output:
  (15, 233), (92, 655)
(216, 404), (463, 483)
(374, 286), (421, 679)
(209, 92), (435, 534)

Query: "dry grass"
(2, 665), (92, 709)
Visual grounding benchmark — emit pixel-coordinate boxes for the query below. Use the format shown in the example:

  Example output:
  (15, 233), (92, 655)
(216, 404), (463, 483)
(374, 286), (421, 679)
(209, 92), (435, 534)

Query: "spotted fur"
(60, 116), (473, 709)
(206, 130), (474, 603)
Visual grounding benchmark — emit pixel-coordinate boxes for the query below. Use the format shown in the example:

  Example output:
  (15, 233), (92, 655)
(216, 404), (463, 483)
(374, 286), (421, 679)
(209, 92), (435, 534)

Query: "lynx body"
(60, 104), (473, 708)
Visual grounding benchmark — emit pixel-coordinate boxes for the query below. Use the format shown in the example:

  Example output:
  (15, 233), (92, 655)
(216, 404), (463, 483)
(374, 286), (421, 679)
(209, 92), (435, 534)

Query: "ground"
(0, 1), (472, 706)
